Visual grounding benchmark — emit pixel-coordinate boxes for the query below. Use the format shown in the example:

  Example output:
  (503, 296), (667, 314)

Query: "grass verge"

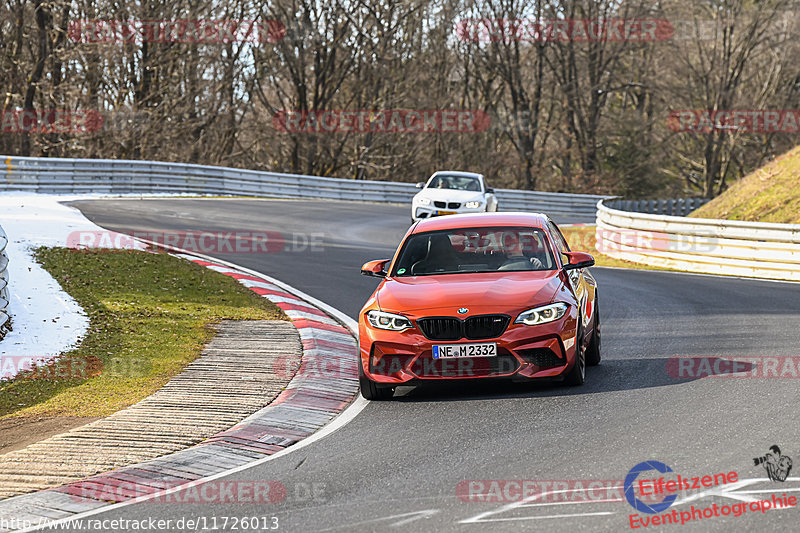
(0, 248), (286, 420)
(690, 144), (800, 223)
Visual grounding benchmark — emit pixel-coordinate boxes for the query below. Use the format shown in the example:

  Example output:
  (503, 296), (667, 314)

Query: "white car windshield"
(427, 175), (482, 192)
(392, 227), (556, 276)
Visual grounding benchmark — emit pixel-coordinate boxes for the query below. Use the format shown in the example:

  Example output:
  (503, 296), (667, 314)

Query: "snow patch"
(0, 193), (146, 379)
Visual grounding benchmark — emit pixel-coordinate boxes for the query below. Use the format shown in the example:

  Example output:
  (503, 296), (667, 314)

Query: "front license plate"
(433, 343), (497, 359)
(437, 210), (457, 215)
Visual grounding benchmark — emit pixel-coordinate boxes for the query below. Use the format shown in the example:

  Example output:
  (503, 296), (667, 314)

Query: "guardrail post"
(0, 223), (10, 340)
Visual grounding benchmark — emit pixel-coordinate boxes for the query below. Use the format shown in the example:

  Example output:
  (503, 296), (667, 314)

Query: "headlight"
(465, 201), (482, 209)
(367, 310), (413, 331)
(515, 303), (568, 325)
(416, 197), (431, 205)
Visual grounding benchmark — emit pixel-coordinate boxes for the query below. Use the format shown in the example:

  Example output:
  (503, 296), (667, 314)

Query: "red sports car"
(358, 212), (600, 400)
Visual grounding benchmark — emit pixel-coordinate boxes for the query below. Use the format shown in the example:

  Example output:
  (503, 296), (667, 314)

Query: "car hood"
(415, 188), (483, 202)
(376, 271), (562, 315)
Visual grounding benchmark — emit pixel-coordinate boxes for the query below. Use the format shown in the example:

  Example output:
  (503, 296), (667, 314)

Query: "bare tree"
(661, 0), (792, 197)
(464, 0), (557, 189)
(543, 0), (654, 189)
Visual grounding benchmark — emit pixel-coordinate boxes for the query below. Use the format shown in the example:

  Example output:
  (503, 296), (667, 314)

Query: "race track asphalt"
(63, 198), (800, 532)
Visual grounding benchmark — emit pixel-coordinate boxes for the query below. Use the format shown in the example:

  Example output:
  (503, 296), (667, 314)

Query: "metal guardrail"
(0, 223), (10, 340)
(0, 156), (608, 217)
(605, 197), (710, 217)
(596, 199), (800, 281)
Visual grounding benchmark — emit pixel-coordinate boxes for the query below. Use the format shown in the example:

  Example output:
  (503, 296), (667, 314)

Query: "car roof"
(429, 171), (483, 180)
(410, 212), (550, 234)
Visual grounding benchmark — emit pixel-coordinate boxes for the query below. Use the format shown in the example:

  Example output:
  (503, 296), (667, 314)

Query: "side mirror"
(562, 251), (594, 271)
(361, 259), (391, 278)
(415, 182), (425, 189)
(485, 187), (494, 194)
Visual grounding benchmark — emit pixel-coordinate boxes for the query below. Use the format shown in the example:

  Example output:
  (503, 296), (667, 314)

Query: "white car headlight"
(367, 310), (413, 331)
(465, 201), (482, 209)
(416, 197), (431, 206)
(515, 303), (569, 326)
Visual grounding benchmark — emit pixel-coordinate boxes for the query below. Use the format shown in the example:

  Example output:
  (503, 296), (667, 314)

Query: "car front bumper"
(358, 312), (579, 384)
(412, 205), (485, 220)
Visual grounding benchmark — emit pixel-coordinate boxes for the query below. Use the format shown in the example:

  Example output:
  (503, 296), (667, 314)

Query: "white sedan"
(411, 171), (499, 222)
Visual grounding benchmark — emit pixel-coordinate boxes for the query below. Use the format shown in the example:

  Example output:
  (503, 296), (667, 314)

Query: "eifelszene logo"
(624, 461), (738, 514)
(624, 461), (678, 514)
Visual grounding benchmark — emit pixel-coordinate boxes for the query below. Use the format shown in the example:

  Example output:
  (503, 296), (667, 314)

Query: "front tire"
(359, 375), (394, 400)
(564, 324), (586, 386)
(585, 305), (601, 367)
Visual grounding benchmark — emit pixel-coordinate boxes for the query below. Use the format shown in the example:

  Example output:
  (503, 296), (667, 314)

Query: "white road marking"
(459, 486), (620, 524)
(203, 265), (241, 274)
(262, 294), (310, 306)
(519, 499), (623, 507)
(316, 509), (441, 531)
(736, 488), (800, 494)
(465, 511), (615, 522)
(282, 309), (341, 325)
(386, 509), (441, 526)
(236, 278), (284, 291)
(297, 328), (356, 345)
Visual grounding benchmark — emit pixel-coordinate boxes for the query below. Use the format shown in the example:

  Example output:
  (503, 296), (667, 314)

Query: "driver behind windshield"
(393, 228), (554, 276)
(429, 176), (479, 191)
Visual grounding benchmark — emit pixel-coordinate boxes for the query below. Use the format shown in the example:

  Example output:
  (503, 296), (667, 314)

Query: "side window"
(547, 221), (570, 254)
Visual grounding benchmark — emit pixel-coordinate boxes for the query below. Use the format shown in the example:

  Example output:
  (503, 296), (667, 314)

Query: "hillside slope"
(690, 145), (800, 223)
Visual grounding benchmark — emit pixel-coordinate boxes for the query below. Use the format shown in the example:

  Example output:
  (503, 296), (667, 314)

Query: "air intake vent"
(417, 318), (461, 340)
(417, 315), (509, 341)
(464, 315), (510, 340)
(517, 348), (564, 367)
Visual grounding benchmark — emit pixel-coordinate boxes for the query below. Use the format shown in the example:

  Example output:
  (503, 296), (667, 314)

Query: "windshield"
(427, 175), (482, 192)
(392, 227), (555, 276)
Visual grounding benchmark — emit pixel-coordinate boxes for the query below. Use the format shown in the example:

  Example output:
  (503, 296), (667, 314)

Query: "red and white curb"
(0, 252), (361, 532)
